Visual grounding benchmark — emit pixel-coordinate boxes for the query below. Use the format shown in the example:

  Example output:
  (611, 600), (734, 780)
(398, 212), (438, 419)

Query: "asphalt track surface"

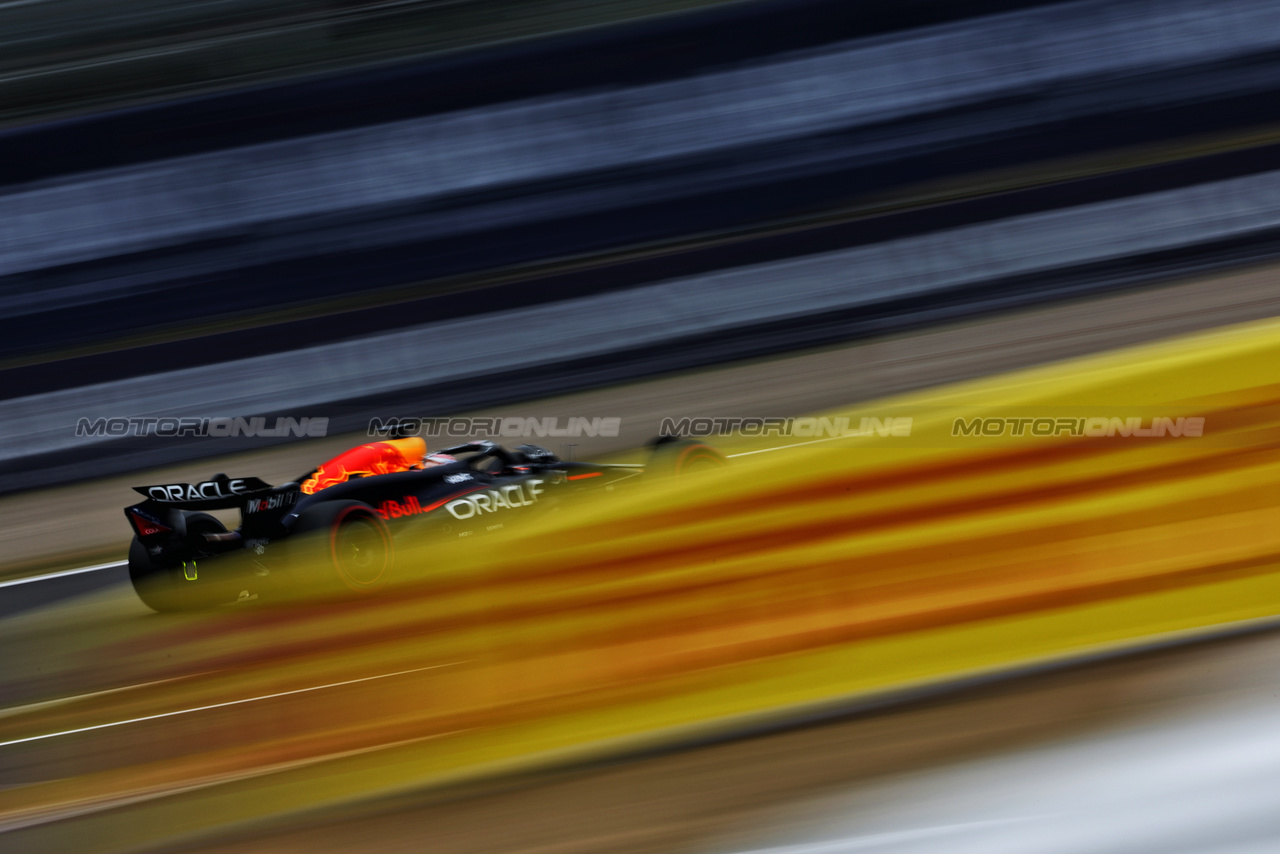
(2, 262), (1279, 852)
(5, 573), (1280, 853)
(162, 624), (1280, 854)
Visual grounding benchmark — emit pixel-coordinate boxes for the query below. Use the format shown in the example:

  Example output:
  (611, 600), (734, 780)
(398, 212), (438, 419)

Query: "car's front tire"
(648, 437), (729, 479)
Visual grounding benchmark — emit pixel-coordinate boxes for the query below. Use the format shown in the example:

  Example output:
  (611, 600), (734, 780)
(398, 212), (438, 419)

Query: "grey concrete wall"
(5, 165), (1278, 466)
(3, 0), (1279, 297)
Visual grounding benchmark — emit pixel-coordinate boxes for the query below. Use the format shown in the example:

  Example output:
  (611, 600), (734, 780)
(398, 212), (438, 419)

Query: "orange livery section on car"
(301, 438), (429, 494)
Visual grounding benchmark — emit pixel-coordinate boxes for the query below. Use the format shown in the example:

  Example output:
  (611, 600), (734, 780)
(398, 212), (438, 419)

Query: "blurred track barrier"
(2, 317), (1278, 850)
(12, 165), (1280, 486)
(14, 0), (1280, 497)
(9, 0), (1280, 378)
(10, 0), (1280, 281)
(0, 0), (740, 126)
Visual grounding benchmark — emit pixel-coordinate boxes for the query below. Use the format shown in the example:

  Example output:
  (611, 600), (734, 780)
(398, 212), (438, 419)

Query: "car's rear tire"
(292, 501), (394, 595)
(128, 512), (228, 612)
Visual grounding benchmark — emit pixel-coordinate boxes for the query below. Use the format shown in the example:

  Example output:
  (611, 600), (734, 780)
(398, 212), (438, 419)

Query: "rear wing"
(126, 475), (300, 544)
(131, 474), (274, 510)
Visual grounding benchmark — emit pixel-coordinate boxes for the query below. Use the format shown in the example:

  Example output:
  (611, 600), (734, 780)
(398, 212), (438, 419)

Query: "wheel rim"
(676, 446), (728, 477)
(331, 513), (390, 589)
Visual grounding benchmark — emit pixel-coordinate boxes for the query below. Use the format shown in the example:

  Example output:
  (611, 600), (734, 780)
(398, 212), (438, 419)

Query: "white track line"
(0, 673), (209, 720)
(726, 434), (865, 458)
(0, 728), (472, 834)
(0, 662), (461, 748)
(730, 817), (1041, 853)
(0, 560), (126, 589)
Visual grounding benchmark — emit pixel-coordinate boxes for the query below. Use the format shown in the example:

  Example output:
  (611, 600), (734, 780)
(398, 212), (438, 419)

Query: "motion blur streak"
(2, 317), (1278, 851)
(0, 664), (453, 747)
(728, 818), (1041, 853)
(723, 666), (1280, 854)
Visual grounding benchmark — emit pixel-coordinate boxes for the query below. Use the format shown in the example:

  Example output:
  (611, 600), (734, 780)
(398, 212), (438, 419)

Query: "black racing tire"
(648, 437), (729, 479)
(671, 442), (729, 477)
(128, 512), (228, 612)
(292, 500), (394, 595)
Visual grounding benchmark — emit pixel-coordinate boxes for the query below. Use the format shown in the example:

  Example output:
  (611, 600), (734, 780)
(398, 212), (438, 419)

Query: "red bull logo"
(376, 496), (425, 519)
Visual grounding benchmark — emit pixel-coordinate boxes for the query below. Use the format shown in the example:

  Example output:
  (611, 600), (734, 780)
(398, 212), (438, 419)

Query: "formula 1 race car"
(124, 436), (725, 611)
